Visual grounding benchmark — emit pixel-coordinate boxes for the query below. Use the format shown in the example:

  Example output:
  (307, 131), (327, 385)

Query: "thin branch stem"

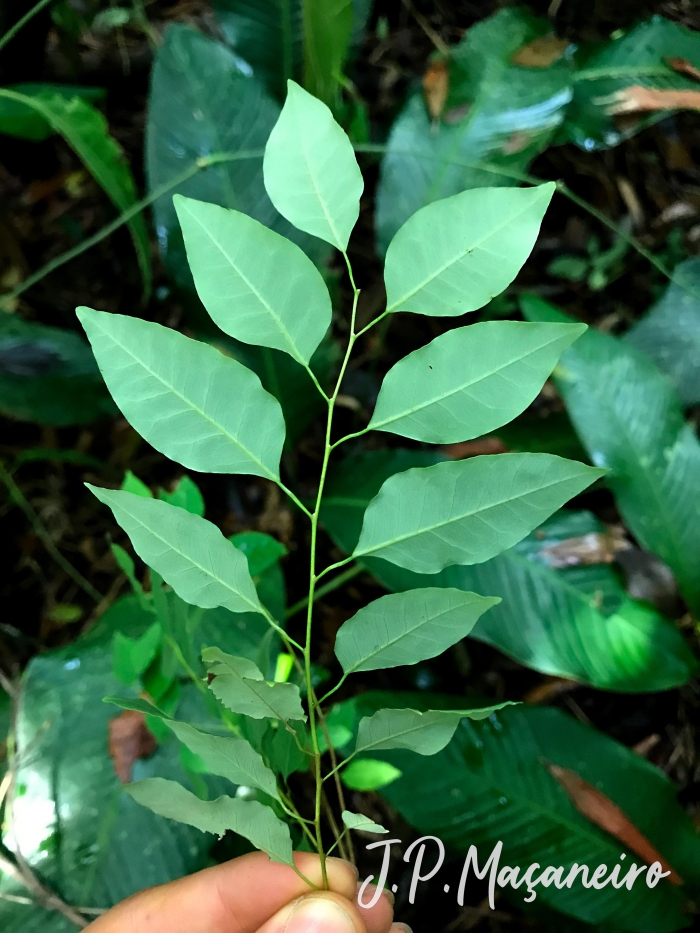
(318, 673), (348, 707)
(0, 0), (54, 53)
(278, 482), (312, 519)
(285, 563), (364, 620)
(314, 556), (355, 585)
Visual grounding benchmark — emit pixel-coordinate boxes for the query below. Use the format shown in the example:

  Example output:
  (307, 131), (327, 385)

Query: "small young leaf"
(106, 696), (279, 798)
(203, 648), (307, 722)
(355, 705), (514, 757)
(263, 81), (363, 250)
(230, 531), (288, 577)
(383, 184), (555, 317)
(158, 475), (205, 517)
(126, 777), (294, 865)
(77, 308), (285, 480)
(341, 810), (389, 834)
(112, 623), (161, 685)
(121, 470), (152, 498)
(334, 588), (500, 674)
(341, 759), (402, 791)
(88, 488), (263, 615)
(353, 454), (605, 573)
(368, 321), (586, 443)
(175, 196), (332, 364)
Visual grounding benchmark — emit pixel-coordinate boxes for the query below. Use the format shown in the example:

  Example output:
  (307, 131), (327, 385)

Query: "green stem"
(314, 555), (355, 585)
(285, 563), (364, 620)
(0, 0), (54, 53)
(326, 827), (349, 858)
(318, 673), (348, 707)
(323, 752), (355, 784)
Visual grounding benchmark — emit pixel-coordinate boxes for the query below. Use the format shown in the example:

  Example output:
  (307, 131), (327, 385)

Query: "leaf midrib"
(292, 96), (342, 249)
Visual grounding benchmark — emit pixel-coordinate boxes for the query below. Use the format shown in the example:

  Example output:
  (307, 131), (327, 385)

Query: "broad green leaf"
(0, 314), (114, 426)
(106, 697), (279, 799)
(384, 184), (554, 318)
(175, 195), (331, 364)
(158, 475), (205, 516)
(626, 257), (700, 406)
(262, 721), (309, 778)
(353, 453), (604, 573)
(341, 810), (389, 834)
(523, 294), (700, 614)
(562, 17), (700, 150)
(203, 648), (306, 721)
(355, 705), (514, 757)
(369, 321), (585, 442)
(0, 89), (150, 294)
(0, 83), (104, 141)
(112, 623), (161, 685)
(88, 488), (263, 616)
(334, 589), (500, 674)
(376, 8), (573, 251)
(303, 0), (353, 109)
(230, 531), (288, 577)
(263, 81), (363, 250)
(348, 692), (700, 932)
(341, 759), (401, 791)
(127, 778), (294, 865)
(77, 308), (285, 480)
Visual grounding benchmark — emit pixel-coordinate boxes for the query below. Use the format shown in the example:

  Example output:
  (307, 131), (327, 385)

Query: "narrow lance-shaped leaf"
(368, 321), (586, 443)
(203, 648), (307, 722)
(77, 308), (285, 480)
(263, 81), (363, 249)
(127, 777), (294, 866)
(106, 697), (279, 799)
(353, 454), (605, 574)
(383, 184), (554, 318)
(88, 488), (263, 616)
(334, 588), (500, 674)
(174, 196), (332, 364)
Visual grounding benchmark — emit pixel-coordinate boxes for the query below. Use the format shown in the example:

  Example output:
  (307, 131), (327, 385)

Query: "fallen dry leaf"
(537, 528), (628, 568)
(109, 710), (156, 783)
(546, 763), (683, 885)
(501, 131), (532, 155)
(603, 85), (700, 114)
(442, 437), (508, 459)
(665, 56), (700, 83)
(511, 36), (569, 68)
(423, 59), (449, 121)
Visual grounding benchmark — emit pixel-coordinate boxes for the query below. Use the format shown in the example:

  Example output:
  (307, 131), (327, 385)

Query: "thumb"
(254, 892), (364, 933)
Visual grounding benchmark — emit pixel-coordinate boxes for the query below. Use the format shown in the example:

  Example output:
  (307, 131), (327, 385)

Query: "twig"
(285, 563), (364, 619)
(0, 461), (103, 603)
(400, 0), (450, 56)
(0, 0), (54, 54)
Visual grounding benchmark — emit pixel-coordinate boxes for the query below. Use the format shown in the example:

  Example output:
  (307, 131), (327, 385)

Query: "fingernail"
(285, 896), (356, 933)
(328, 856), (359, 882)
(390, 924), (413, 933)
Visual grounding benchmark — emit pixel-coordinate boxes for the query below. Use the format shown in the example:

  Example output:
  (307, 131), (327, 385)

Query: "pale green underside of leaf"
(369, 321), (586, 443)
(384, 184), (554, 317)
(341, 810), (389, 833)
(127, 778), (294, 865)
(203, 647), (306, 721)
(263, 81), (363, 249)
(77, 308), (285, 480)
(355, 705), (515, 756)
(88, 487), (262, 615)
(334, 588), (499, 674)
(175, 195), (331, 364)
(353, 453), (605, 573)
(106, 696), (279, 798)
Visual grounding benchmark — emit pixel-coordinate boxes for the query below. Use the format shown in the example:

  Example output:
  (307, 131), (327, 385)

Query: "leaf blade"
(203, 648), (306, 722)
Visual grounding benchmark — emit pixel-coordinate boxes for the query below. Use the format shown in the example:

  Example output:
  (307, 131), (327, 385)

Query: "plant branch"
(0, 0), (54, 53)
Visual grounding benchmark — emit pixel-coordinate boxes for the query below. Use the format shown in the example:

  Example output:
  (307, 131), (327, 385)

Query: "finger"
(86, 852), (359, 933)
(356, 883), (395, 933)
(254, 892), (364, 933)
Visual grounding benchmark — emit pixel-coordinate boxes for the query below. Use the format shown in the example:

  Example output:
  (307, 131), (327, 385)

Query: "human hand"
(85, 851), (409, 933)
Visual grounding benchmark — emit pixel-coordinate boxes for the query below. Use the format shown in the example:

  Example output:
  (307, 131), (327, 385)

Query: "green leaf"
(368, 320), (585, 442)
(263, 81), (363, 250)
(121, 470), (152, 498)
(0, 83), (105, 141)
(262, 721), (309, 778)
(0, 314), (114, 425)
(112, 623), (162, 685)
(355, 705), (514, 757)
(341, 810), (389, 834)
(562, 17), (700, 151)
(353, 454), (605, 573)
(303, 0), (353, 109)
(626, 257), (700, 406)
(230, 531), (288, 577)
(523, 294), (700, 615)
(341, 759), (402, 791)
(127, 778), (294, 865)
(376, 8), (573, 252)
(352, 692), (700, 933)
(175, 195), (331, 364)
(158, 475), (205, 517)
(88, 488), (263, 616)
(77, 308), (285, 480)
(335, 588), (499, 674)
(106, 697), (279, 798)
(0, 89), (150, 295)
(147, 24), (327, 289)
(384, 184), (554, 318)
(203, 648), (306, 721)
